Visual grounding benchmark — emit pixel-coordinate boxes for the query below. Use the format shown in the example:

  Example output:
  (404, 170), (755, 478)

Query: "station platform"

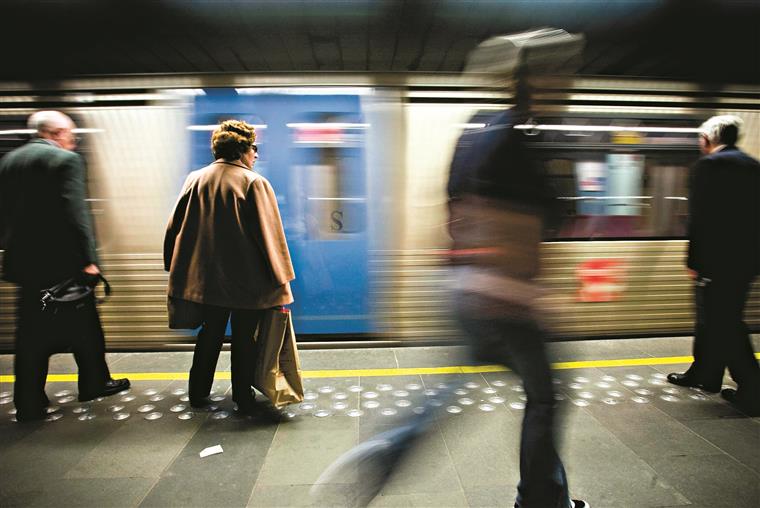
(1, 336), (759, 508)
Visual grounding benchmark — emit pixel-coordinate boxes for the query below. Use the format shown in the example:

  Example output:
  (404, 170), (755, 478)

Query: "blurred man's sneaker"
(311, 425), (415, 506)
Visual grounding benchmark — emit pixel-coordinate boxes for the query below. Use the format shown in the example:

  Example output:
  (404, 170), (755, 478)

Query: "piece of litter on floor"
(200, 445), (224, 458)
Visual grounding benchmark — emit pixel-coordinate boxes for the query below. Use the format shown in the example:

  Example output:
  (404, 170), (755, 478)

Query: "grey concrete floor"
(0, 337), (758, 507)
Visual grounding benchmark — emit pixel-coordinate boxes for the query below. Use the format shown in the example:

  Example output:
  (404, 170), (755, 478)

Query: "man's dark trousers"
(14, 287), (111, 418)
(689, 276), (760, 400)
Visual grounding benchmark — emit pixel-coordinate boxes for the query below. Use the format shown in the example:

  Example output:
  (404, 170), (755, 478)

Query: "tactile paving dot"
(509, 402), (526, 410)
(120, 395), (136, 402)
(405, 383), (422, 391)
(482, 387), (498, 394)
(178, 412), (194, 420)
(362, 391), (379, 399)
(662, 387), (680, 395)
(179, 395), (190, 402)
(314, 410), (332, 418)
(46, 413), (64, 422)
(362, 400), (380, 409)
(72, 406), (90, 414)
(304, 392), (318, 401)
(659, 395), (680, 402)
(634, 388), (653, 396)
(511, 385), (525, 392)
(57, 396), (76, 404)
(689, 393), (709, 401)
(332, 392), (348, 400)
(458, 398), (475, 406)
(578, 392), (594, 399)
(348, 385), (363, 393)
(394, 399), (412, 408)
(299, 402), (316, 411)
(602, 398), (621, 405)
(606, 391), (624, 398)
(346, 409), (364, 417)
(380, 408), (398, 416)
(424, 389), (438, 397)
(454, 389), (469, 396)
(170, 404), (186, 413)
(210, 411), (228, 420)
(332, 402), (348, 410)
(143, 389), (158, 396)
(77, 413), (97, 421)
(571, 399), (590, 407)
(171, 388), (186, 396)
(621, 380), (640, 388)
(625, 374), (644, 381)
(464, 382), (480, 389)
(478, 403), (496, 412)
(488, 396), (506, 404)
(445, 406), (463, 414)
(631, 396), (650, 404)
(53, 390), (72, 397)
(145, 412), (164, 421)
(112, 412), (130, 421)
(554, 393), (567, 401)
(435, 383), (449, 390)
(376, 384), (393, 392)
(209, 395), (225, 402)
(137, 404), (156, 413)
(568, 383), (584, 390)
(573, 377), (590, 383)
(392, 390), (409, 398)
(412, 407), (426, 415)
(317, 386), (335, 394)
(108, 405), (126, 413)
(46, 406), (60, 414)
(595, 382), (612, 389)
(149, 395), (165, 402)
(491, 380), (507, 387)
(601, 375), (616, 382)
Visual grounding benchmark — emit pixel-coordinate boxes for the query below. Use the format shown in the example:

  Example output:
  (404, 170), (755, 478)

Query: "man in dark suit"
(668, 115), (760, 416)
(0, 111), (129, 422)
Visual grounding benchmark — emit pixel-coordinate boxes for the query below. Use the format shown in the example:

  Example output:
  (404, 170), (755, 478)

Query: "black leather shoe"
(78, 378), (131, 402)
(666, 372), (720, 393)
(721, 388), (760, 416)
(15, 409), (47, 423)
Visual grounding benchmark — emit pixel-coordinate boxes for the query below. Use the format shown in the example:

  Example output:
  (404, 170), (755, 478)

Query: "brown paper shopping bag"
(253, 307), (304, 408)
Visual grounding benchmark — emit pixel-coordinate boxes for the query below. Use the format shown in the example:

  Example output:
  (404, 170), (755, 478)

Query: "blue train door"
(188, 88), (371, 335)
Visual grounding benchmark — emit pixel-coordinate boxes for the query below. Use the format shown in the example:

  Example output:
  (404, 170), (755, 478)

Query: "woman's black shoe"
(78, 378), (131, 402)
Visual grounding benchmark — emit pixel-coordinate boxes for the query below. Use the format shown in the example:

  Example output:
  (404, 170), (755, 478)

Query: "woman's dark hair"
(211, 120), (256, 161)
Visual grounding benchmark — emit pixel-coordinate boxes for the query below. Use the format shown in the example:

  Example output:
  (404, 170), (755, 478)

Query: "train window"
(290, 112), (367, 239)
(545, 156), (692, 239)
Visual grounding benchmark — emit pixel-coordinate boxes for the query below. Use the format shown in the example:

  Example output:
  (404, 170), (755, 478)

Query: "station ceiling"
(1, 0), (758, 85)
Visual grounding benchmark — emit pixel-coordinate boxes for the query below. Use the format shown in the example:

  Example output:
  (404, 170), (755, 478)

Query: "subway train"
(1, 74), (759, 350)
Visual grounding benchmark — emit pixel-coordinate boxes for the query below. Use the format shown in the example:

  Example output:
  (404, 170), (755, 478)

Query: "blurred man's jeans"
(456, 291), (571, 508)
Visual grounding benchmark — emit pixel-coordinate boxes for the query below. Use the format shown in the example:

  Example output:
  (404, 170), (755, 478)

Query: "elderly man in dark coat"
(0, 111), (129, 422)
(668, 115), (760, 416)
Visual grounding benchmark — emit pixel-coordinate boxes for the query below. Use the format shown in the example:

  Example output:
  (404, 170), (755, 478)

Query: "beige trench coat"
(164, 161), (295, 309)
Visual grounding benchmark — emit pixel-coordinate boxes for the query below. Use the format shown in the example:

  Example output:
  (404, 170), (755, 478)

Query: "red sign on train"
(577, 258), (626, 303)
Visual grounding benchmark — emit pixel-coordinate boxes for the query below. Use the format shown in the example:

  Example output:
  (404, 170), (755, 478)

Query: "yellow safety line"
(1, 353), (758, 383)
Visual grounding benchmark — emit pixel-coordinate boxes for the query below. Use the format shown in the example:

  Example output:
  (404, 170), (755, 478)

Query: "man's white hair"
(27, 110), (73, 134)
(699, 115), (743, 146)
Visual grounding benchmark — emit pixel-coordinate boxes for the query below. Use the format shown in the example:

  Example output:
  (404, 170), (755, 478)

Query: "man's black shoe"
(15, 409), (47, 423)
(721, 388), (760, 417)
(78, 378), (131, 402)
(666, 372), (720, 393)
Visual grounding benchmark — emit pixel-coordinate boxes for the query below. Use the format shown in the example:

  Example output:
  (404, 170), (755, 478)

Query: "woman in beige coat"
(164, 120), (295, 414)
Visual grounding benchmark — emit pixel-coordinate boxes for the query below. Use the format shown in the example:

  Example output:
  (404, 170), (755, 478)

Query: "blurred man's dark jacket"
(447, 108), (555, 320)
(0, 139), (98, 286)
